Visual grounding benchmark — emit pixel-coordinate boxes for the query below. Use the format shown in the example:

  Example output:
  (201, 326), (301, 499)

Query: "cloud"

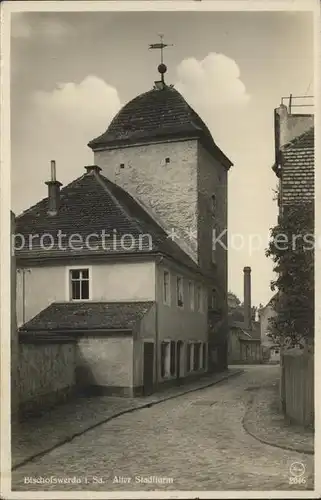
(32, 76), (121, 135)
(12, 76), (121, 214)
(11, 13), (32, 39)
(175, 52), (250, 154)
(11, 13), (75, 41)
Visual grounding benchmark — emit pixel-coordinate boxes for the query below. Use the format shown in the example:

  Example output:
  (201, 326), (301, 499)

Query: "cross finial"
(149, 34), (173, 84)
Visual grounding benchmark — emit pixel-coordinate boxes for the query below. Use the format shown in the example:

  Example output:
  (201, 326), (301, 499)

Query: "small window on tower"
(165, 157), (170, 164)
(211, 194), (216, 216)
(120, 163), (125, 169)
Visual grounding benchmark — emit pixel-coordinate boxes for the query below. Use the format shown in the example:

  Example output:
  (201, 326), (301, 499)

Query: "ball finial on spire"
(149, 35), (173, 85)
(158, 63), (167, 75)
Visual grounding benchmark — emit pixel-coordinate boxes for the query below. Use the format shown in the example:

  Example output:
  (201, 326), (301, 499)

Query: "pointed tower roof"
(88, 85), (233, 169)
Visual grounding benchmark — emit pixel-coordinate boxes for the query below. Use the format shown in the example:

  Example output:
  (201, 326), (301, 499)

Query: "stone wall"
(19, 342), (76, 418)
(95, 139), (199, 262)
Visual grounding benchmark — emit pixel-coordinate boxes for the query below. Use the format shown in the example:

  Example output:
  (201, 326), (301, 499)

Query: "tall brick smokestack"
(243, 266), (252, 331)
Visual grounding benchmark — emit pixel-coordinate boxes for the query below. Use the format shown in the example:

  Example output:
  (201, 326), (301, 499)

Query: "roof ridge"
(282, 126), (314, 150)
(16, 172), (88, 218)
(92, 171), (153, 240)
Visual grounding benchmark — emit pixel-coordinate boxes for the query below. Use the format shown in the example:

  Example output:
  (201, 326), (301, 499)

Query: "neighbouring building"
(271, 97), (314, 426)
(228, 267), (261, 364)
(14, 63), (233, 414)
(258, 294), (280, 363)
(273, 99), (314, 214)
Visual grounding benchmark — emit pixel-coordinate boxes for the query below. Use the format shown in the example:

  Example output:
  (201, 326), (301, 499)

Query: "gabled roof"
(281, 126), (314, 205)
(20, 301), (154, 332)
(15, 169), (202, 274)
(282, 126), (314, 151)
(88, 86), (233, 169)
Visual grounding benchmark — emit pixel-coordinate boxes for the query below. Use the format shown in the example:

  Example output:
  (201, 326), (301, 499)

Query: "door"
(176, 341), (183, 380)
(143, 342), (154, 396)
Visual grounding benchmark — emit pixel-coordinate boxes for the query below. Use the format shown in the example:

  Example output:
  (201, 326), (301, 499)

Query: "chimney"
(45, 160), (62, 216)
(274, 101), (314, 166)
(243, 266), (252, 330)
(84, 165), (102, 175)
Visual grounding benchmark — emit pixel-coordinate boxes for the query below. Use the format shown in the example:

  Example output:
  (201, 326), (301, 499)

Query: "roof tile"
(20, 301), (155, 331)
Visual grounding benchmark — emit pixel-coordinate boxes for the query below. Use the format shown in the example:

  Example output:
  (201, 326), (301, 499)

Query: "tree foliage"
(265, 202), (314, 346)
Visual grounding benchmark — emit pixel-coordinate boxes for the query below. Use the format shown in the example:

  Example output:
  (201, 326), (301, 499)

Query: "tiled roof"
(20, 301), (154, 332)
(15, 169), (202, 273)
(88, 85), (232, 169)
(281, 127), (314, 205)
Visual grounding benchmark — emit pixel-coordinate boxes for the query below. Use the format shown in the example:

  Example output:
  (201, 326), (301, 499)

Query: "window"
(161, 342), (170, 378)
(70, 268), (89, 300)
(165, 157), (170, 164)
(211, 194), (216, 217)
(195, 285), (201, 312)
(176, 277), (184, 308)
(194, 343), (201, 371)
(170, 341), (176, 376)
(211, 194), (217, 264)
(202, 343), (207, 369)
(186, 343), (192, 372)
(163, 270), (170, 305)
(188, 281), (195, 310)
(210, 289), (217, 310)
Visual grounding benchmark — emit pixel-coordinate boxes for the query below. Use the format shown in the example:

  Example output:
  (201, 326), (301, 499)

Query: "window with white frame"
(202, 343), (207, 369)
(186, 343), (192, 373)
(188, 281), (195, 310)
(170, 341), (176, 376)
(195, 284), (202, 312)
(194, 342), (201, 371)
(70, 268), (90, 300)
(210, 288), (217, 310)
(211, 194), (216, 218)
(176, 277), (184, 308)
(163, 270), (170, 305)
(161, 341), (170, 378)
(189, 343), (195, 372)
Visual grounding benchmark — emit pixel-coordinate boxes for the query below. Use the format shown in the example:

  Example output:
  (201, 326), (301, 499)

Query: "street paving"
(11, 366), (314, 492)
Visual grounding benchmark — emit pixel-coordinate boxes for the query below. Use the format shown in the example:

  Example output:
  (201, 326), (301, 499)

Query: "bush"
(266, 202), (314, 346)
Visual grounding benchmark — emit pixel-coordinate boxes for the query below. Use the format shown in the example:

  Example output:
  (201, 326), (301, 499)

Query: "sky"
(10, 9), (314, 307)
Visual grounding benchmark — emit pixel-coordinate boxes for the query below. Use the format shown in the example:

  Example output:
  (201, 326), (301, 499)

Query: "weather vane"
(149, 34), (173, 84)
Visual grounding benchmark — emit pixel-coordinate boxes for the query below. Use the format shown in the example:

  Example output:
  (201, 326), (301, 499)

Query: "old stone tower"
(88, 66), (233, 369)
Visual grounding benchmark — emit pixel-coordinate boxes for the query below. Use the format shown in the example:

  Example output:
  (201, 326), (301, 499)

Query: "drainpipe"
(155, 255), (163, 389)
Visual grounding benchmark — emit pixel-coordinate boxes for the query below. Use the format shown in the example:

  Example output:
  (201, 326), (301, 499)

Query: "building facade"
(15, 71), (232, 411)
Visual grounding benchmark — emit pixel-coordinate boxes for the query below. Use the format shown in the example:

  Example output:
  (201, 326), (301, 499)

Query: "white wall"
(17, 260), (155, 325)
(76, 337), (133, 388)
(260, 305), (277, 346)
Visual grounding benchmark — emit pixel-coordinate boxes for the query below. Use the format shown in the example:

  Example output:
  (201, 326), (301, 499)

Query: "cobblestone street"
(12, 366), (314, 492)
